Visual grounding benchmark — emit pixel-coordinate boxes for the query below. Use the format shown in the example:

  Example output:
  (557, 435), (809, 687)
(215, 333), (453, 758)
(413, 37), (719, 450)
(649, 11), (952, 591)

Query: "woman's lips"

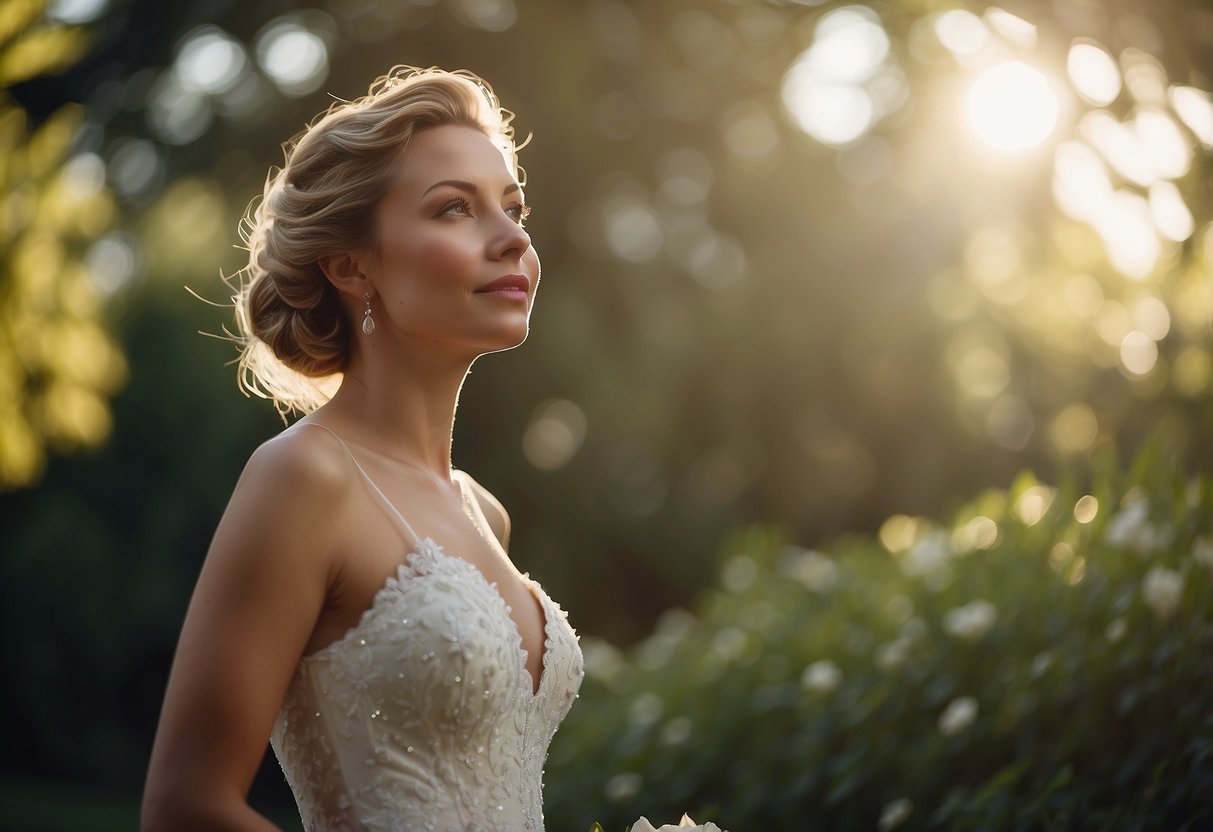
(479, 287), (528, 301)
(476, 274), (530, 301)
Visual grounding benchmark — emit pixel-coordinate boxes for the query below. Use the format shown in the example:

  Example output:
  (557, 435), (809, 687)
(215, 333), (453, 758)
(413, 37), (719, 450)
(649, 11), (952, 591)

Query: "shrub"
(546, 440), (1213, 831)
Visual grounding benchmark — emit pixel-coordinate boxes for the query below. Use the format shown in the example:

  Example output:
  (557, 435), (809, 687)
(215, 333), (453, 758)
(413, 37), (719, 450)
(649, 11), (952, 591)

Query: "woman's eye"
(507, 202), (532, 224)
(442, 197), (473, 216)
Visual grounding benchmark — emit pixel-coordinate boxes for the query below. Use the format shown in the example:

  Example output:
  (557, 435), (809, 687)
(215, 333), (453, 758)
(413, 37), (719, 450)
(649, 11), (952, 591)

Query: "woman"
(141, 66), (585, 832)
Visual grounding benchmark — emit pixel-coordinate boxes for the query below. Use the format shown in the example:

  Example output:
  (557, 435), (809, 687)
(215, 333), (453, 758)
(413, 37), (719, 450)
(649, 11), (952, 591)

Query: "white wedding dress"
(269, 425), (585, 832)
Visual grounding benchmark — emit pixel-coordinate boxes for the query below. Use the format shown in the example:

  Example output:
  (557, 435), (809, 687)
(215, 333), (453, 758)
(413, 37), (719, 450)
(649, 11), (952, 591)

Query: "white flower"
(659, 715), (693, 747)
(901, 530), (952, 577)
(581, 637), (625, 682)
(878, 797), (914, 831)
(630, 813), (727, 832)
(629, 692), (664, 728)
(709, 626), (748, 663)
(899, 616), (927, 641)
(1105, 498), (1170, 555)
(884, 594), (915, 625)
(781, 546), (840, 592)
(1142, 566), (1184, 620)
(1105, 499), (1149, 546)
(1190, 537), (1213, 571)
(801, 659), (842, 693)
(1185, 478), (1202, 509)
(938, 695), (978, 735)
(876, 637), (912, 671)
(943, 599), (998, 641)
(605, 772), (643, 802)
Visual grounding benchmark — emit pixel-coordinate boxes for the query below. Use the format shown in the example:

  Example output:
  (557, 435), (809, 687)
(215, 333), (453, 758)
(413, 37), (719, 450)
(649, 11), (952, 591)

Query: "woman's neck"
(318, 347), (472, 479)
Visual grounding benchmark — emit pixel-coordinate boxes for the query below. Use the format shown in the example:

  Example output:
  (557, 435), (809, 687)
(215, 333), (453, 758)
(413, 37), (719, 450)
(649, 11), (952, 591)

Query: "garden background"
(0, 0), (1210, 829)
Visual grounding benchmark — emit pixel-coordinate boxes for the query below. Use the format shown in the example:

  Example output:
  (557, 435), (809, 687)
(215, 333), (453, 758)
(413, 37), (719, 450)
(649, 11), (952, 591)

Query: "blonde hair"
(227, 65), (524, 417)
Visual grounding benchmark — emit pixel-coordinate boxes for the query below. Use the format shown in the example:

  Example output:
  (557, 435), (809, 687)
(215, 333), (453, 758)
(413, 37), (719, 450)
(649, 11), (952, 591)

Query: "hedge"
(545, 439), (1213, 831)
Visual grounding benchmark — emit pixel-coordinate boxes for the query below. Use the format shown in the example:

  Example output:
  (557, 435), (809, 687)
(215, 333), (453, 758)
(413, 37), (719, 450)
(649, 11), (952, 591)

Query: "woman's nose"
(490, 211), (531, 260)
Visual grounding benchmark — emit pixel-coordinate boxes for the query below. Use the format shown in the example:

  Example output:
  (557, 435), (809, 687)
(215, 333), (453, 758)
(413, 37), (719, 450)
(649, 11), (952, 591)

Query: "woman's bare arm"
(141, 430), (348, 831)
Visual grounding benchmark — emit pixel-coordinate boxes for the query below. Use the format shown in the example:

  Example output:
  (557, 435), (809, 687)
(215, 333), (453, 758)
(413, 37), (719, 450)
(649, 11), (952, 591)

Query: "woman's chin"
(476, 326), (529, 356)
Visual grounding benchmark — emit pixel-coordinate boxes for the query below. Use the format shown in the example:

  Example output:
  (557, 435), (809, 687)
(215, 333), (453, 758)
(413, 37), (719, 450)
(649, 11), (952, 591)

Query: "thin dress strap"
(301, 422), (423, 548)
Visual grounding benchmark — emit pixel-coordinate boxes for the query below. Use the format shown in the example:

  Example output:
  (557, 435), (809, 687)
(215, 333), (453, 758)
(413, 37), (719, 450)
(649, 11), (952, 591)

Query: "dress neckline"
(452, 469), (551, 696)
(299, 538), (556, 702)
(292, 421), (552, 698)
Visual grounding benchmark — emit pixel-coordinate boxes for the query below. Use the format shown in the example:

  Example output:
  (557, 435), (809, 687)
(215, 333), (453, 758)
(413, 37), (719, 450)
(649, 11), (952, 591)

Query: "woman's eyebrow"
(421, 179), (522, 198)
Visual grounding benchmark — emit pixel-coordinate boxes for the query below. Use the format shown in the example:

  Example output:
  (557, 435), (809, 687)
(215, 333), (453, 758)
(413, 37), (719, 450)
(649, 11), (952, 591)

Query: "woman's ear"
(319, 251), (372, 300)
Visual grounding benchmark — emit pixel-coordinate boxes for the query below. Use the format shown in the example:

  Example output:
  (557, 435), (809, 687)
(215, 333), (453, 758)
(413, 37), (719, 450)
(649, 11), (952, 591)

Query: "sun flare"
(967, 61), (1060, 151)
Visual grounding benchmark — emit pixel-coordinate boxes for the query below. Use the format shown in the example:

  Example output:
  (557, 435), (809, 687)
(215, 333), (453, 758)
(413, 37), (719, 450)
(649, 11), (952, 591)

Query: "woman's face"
(368, 124), (539, 356)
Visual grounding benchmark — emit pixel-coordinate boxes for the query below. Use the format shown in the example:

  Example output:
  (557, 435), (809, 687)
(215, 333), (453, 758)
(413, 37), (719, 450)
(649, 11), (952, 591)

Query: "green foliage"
(0, 1), (92, 87)
(545, 439), (1213, 831)
(0, 279), (284, 797)
(0, 4), (120, 488)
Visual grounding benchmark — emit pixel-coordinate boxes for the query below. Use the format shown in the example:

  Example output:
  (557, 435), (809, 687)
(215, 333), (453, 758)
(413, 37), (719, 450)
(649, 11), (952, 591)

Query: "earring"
(361, 291), (376, 335)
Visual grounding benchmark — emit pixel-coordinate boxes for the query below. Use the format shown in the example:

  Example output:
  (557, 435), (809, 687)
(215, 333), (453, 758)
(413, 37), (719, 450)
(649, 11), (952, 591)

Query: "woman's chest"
(315, 512), (545, 669)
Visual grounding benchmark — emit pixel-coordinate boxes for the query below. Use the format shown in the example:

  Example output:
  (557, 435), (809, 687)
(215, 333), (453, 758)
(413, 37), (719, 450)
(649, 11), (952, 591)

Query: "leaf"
(0, 24), (91, 86)
(0, 0), (45, 49)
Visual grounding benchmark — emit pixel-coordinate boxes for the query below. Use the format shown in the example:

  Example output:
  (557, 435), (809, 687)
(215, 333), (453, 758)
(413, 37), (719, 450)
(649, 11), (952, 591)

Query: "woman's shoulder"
(237, 421), (357, 503)
(455, 468), (506, 510)
(456, 468), (511, 549)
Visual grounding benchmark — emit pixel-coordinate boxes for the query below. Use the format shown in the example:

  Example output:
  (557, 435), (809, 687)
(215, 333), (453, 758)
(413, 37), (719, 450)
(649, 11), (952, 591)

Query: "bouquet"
(590, 814), (729, 832)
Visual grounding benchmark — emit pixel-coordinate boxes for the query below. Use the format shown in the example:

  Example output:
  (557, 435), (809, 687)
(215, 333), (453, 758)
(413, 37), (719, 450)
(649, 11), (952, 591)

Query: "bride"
(141, 66), (586, 832)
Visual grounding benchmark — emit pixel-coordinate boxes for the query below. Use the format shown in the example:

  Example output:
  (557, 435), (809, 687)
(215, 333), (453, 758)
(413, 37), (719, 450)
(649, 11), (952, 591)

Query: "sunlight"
(1148, 181), (1195, 242)
(1015, 485), (1055, 526)
(967, 61), (1058, 150)
(781, 5), (894, 147)
(1073, 494), (1099, 523)
(523, 399), (587, 471)
(1134, 109), (1192, 180)
(255, 16), (330, 96)
(1132, 295), (1171, 340)
(781, 78), (874, 146)
(1092, 189), (1159, 279)
(983, 7), (1037, 49)
(1066, 41), (1121, 106)
(1053, 141), (1113, 223)
(803, 6), (889, 84)
(46, 0), (109, 24)
(1169, 85), (1213, 148)
(176, 26), (247, 94)
(1120, 330), (1159, 376)
(932, 10), (988, 56)
(1049, 404), (1098, 453)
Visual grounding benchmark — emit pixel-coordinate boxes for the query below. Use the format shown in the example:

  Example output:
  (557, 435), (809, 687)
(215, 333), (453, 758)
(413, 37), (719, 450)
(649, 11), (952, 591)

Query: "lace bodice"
(269, 425), (584, 832)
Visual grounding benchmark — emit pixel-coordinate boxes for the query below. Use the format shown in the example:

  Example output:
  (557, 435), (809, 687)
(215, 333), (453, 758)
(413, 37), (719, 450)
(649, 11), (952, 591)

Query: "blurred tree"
(6, 0), (1208, 633)
(0, 0), (125, 487)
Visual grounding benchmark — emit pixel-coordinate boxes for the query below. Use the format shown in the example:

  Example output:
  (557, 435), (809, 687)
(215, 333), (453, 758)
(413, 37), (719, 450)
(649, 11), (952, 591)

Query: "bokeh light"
(45, 0), (109, 24)
(966, 61), (1059, 151)
(523, 399), (588, 471)
(1066, 41), (1121, 106)
(933, 10), (989, 57)
(1169, 85), (1213, 147)
(781, 5), (899, 148)
(255, 14), (332, 97)
(176, 26), (248, 95)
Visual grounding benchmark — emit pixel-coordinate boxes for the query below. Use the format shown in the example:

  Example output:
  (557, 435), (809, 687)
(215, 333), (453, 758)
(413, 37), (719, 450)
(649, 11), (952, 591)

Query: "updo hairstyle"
(230, 66), (523, 416)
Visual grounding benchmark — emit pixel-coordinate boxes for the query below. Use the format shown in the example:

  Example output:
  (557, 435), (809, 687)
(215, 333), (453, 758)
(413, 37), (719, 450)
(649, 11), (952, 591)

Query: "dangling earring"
(361, 291), (376, 335)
